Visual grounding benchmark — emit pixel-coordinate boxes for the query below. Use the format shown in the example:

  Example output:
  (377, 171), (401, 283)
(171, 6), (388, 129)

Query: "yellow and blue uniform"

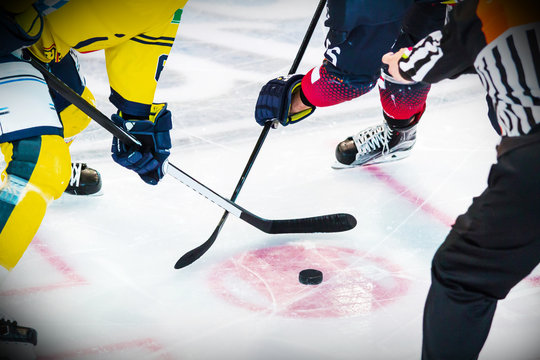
(0, 0), (188, 271)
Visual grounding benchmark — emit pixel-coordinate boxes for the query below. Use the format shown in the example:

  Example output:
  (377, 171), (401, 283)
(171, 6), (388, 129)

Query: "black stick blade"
(241, 213), (356, 234)
(268, 213), (356, 234)
(174, 227), (220, 269)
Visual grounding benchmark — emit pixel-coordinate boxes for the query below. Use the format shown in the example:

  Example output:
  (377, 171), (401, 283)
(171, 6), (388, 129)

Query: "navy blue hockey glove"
(255, 74), (315, 126)
(111, 103), (172, 185)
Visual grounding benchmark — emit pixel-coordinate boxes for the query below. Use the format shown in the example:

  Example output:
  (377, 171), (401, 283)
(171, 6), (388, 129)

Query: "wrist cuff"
(299, 87), (314, 108)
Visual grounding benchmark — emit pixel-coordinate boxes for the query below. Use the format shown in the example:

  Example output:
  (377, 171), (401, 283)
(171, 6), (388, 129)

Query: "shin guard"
(378, 74), (430, 123)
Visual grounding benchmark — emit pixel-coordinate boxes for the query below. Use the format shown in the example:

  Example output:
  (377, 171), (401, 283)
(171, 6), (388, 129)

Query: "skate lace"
(352, 123), (393, 155)
(70, 162), (82, 187)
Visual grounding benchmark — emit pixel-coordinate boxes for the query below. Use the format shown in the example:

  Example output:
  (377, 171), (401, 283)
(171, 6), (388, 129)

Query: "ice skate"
(64, 162), (103, 195)
(333, 116), (418, 169)
(0, 318), (37, 360)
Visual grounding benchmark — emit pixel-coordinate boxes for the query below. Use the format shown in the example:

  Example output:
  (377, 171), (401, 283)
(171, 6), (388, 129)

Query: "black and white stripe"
(475, 23), (540, 136)
(400, 30), (445, 82)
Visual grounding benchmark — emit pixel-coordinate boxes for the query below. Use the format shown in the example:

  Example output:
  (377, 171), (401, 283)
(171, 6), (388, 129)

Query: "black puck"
(299, 269), (323, 285)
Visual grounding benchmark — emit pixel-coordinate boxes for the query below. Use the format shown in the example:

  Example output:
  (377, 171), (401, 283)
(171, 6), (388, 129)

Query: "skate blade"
(63, 188), (104, 197)
(331, 161), (355, 170)
(331, 150), (412, 170)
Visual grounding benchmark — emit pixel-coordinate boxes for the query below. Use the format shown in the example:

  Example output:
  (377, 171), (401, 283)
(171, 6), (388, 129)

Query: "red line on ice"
(0, 238), (87, 296)
(365, 167), (540, 288)
(365, 166), (455, 227)
(30, 238), (86, 283)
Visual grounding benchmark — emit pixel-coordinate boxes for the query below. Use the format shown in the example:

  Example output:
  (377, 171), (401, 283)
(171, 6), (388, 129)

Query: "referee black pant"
(421, 132), (540, 360)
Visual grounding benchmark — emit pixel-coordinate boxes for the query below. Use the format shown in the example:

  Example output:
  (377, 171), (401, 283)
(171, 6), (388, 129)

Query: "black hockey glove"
(255, 74), (315, 126)
(111, 103), (172, 185)
(0, 5), (43, 56)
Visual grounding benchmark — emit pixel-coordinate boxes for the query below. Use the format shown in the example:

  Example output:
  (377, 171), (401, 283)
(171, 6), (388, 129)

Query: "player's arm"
(254, 0), (401, 127)
(254, 8), (393, 128)
(254, 74), (316, 127)
(254, 62), (378, 126)
(106, 8), (183, 184)
(387, 0), (485, 84)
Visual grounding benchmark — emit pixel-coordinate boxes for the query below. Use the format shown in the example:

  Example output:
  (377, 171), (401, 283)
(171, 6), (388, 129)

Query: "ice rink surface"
(1, 1), (539, 359)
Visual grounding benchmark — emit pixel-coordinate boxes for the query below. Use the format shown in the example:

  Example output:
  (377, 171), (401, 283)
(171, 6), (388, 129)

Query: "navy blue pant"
(324, 1), (447, 82)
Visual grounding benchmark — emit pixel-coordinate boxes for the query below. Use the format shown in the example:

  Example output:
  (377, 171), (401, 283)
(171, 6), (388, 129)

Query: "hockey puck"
(299, 269), (323, 285)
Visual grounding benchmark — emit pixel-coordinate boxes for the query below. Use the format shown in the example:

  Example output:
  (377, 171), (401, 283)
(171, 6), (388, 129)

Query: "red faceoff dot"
(208, 244), (410, 318)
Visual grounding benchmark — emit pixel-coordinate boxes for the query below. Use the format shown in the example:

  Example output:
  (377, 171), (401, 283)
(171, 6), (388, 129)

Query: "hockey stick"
(174, 121), (272, 268)
(28, 50), (355, 236)
(175, 0), (328, 269)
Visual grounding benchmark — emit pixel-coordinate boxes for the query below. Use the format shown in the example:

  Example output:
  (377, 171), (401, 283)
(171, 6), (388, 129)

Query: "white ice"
(1, 1), (539, 359)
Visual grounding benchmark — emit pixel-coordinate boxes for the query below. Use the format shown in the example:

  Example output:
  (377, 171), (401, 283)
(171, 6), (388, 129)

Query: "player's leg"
(0, 138), (69, 360)
(47, 50), (102, 195)
(334, 2), (447, 168)
(0, 135), (71, 263)
(422, 134), (540, 359)
(0, 54), (71, 359)
(0, 54), (71, 273)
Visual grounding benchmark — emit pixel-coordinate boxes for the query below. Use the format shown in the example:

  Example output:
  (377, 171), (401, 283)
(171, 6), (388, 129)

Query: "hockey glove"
(111, 103), (172, 185)
(0, 5), (43, 56)
(255, 74), (315, 126)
